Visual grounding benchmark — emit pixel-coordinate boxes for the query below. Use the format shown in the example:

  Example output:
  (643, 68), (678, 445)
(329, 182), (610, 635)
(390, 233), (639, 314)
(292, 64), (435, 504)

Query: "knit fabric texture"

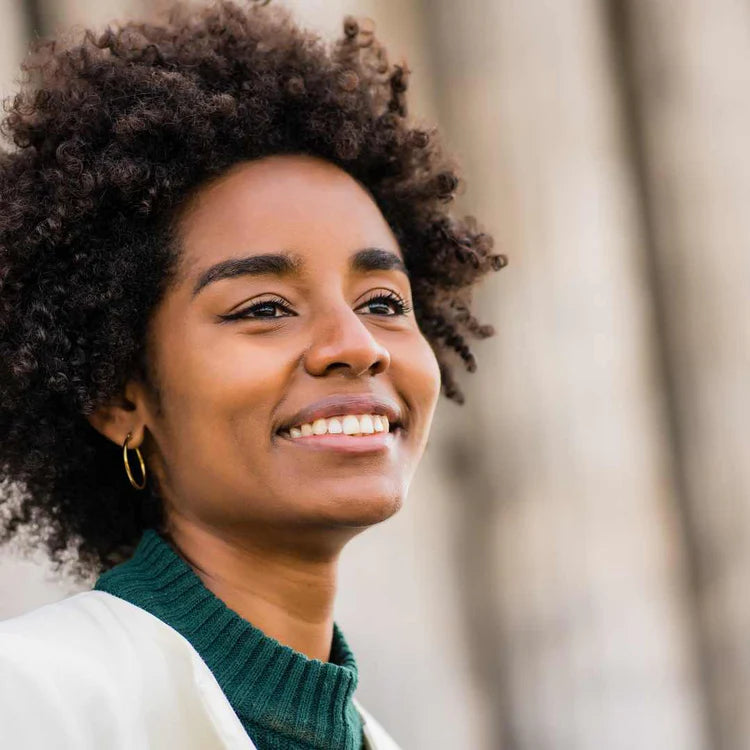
(94, 528), (364, 750)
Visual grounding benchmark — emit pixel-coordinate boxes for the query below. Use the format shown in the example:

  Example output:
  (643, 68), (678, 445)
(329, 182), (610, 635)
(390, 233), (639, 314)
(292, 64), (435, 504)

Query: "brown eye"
(220, 296), (294, 321)
(357, 290), (412, 316)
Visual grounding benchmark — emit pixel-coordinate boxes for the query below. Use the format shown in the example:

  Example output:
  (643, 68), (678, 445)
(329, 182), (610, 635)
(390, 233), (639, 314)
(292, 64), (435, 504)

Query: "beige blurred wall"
(0, 0), (29, 98)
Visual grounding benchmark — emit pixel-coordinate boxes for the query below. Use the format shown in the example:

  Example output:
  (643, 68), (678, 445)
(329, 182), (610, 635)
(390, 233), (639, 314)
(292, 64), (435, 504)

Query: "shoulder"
(0, 591), (136, 747)
(0, 589), (165, 672)
(0, 588), (198, 689)
(0, 590), (126, 670)
(1, 588), (128, 634)
(0, 588), (196, 662)
(0, 590), (256, 750)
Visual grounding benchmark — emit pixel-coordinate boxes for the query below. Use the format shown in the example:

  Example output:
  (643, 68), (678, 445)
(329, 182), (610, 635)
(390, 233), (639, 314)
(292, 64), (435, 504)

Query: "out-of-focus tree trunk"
(29, 0), (145, 34)
(612, 2), (750, 748)
(0, 0), (32, 97)
(423, 0), (709, 747)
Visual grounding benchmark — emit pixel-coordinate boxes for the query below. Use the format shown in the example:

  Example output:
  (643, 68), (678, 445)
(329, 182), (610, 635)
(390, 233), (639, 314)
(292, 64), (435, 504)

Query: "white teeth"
(286, 413), (396, 438)
(327, 417), (343, 434)
(312, 418), (328, 435)
(342, 415), (360, 435)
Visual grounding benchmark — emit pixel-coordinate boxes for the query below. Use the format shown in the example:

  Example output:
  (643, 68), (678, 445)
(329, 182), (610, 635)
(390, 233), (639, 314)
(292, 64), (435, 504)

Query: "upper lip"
(276, 393), (405, 433)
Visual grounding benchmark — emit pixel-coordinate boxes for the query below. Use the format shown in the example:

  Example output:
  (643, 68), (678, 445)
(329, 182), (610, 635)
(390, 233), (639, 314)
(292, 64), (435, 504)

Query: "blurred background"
(1, 1), (749, 748)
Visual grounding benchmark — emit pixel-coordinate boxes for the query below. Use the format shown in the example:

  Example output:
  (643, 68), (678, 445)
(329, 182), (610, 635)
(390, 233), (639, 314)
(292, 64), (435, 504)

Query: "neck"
(162, 516), (343, 662)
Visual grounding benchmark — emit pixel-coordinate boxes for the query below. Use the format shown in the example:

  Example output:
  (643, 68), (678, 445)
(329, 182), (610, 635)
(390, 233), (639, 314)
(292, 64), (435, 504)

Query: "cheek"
(151, 332), (294, 514)
(395, 332), (441, 422)
(154, 320), (290, 454)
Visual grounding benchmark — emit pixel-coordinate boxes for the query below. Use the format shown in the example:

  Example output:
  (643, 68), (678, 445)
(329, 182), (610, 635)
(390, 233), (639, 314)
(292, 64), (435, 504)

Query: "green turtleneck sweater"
(93, 528), (364, 750)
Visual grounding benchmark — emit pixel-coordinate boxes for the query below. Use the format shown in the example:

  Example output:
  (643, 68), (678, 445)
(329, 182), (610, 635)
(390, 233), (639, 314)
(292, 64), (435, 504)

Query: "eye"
(220, 295), (294, 321)
(357, 289), (412, 316)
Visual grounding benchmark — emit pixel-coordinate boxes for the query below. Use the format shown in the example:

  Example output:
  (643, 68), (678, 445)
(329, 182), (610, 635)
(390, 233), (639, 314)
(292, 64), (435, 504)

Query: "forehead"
(174, 154), (401, 281)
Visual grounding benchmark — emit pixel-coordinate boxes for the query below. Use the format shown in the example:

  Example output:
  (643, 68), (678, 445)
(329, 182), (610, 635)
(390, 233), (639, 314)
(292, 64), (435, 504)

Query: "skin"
(88, 154), (441, 662)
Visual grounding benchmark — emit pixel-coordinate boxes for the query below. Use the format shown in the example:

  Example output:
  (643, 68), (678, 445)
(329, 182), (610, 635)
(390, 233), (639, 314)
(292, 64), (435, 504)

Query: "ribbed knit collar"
(94, 528), (363, 749)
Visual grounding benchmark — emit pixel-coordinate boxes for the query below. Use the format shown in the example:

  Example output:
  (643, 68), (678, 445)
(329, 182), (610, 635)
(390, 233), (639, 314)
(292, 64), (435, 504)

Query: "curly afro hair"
(0, 0), (505, 581)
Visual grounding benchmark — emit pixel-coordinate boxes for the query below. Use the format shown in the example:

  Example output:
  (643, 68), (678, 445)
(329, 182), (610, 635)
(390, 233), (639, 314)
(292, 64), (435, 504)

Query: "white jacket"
(0, 590), (401, 749)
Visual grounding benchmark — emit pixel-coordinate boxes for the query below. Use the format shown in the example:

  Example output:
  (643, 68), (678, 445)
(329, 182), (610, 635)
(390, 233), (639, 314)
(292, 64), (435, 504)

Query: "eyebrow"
(191, 247), (409, 298)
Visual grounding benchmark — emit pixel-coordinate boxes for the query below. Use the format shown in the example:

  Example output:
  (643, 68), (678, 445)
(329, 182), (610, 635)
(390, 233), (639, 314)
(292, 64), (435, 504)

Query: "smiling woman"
(0, 1), (504, 749)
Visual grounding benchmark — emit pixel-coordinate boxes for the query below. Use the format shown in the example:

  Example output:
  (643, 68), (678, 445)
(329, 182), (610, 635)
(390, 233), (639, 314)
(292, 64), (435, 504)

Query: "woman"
(0, 1), (504, 748)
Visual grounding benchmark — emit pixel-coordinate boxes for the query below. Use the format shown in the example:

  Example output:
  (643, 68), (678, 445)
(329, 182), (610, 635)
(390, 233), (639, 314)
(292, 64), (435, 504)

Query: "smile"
(281, 413), (391, 438)
(277, 414), (403, 454)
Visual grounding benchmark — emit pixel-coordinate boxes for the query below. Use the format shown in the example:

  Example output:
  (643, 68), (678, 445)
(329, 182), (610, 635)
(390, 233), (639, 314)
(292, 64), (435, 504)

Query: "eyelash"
(358, 290), (413, 316)
(221, 290), (412, 321)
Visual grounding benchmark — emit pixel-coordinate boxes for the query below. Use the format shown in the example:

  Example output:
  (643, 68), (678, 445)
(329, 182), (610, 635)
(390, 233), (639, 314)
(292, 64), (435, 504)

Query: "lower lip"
(275, 428), (402, 454)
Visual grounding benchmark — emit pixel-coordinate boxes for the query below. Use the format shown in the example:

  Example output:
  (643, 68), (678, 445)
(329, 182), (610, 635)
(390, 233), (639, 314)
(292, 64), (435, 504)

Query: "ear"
(85, 379), (151, 449)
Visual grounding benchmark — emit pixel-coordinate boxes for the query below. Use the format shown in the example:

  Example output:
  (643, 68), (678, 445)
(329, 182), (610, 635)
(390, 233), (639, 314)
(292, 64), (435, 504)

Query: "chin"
(316, 490), (403, 527)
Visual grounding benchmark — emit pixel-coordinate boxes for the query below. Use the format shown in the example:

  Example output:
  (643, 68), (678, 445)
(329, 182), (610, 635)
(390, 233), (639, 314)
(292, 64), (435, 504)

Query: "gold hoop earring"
(123, 431), (147, 490)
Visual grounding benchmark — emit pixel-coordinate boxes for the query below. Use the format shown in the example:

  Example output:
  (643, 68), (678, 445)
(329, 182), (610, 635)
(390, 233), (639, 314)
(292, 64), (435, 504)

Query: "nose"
(303, 300), (391, 379)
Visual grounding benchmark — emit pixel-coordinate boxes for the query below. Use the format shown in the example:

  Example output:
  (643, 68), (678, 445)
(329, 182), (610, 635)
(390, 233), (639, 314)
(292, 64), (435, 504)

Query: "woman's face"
(136, 154), (441, 543)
